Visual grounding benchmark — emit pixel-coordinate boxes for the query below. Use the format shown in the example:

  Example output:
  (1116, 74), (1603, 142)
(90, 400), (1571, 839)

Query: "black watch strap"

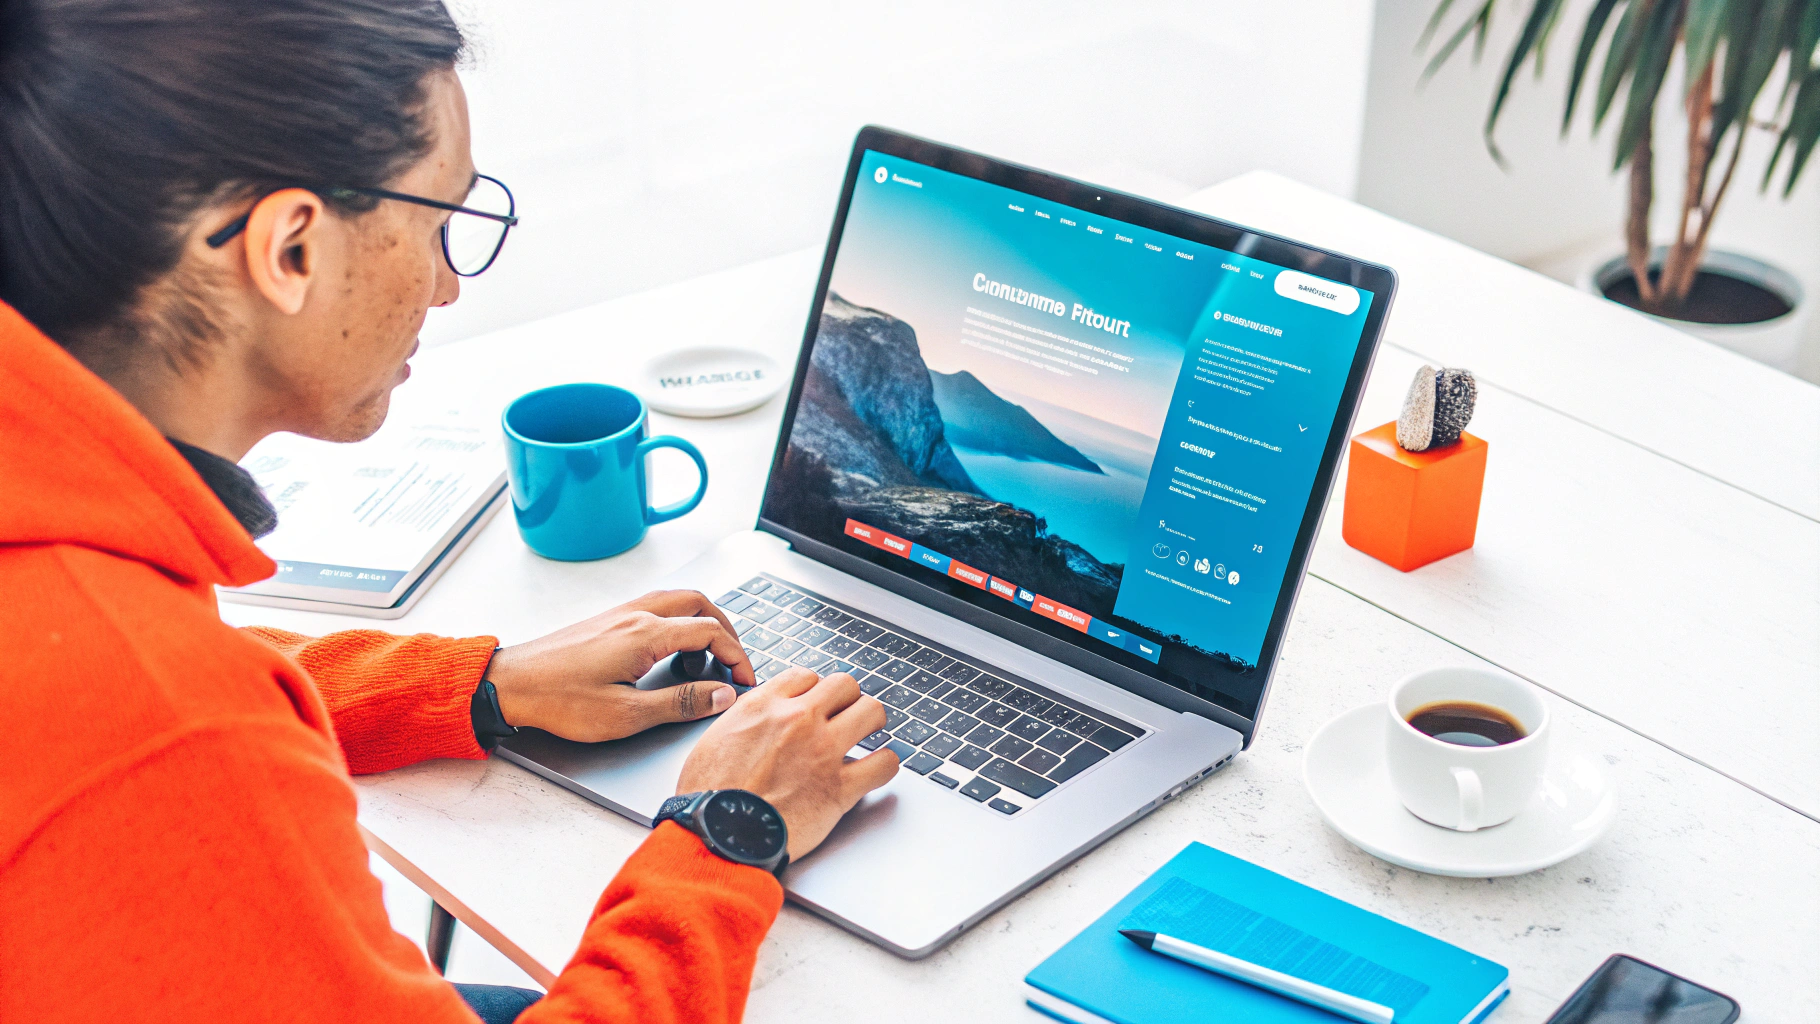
(470, 675), (519, 751)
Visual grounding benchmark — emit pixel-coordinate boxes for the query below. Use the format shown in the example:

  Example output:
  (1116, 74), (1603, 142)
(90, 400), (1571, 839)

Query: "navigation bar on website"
(843, 518), (1162, 664)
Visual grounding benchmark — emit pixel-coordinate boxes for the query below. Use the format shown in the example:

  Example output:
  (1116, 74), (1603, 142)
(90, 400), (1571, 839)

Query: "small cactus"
(1397, 365), (1477, 452)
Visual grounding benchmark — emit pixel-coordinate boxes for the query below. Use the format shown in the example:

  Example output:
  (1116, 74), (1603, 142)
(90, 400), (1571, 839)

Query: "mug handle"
(1450, 766), (1484, 832)
(637, 435), (709, 526)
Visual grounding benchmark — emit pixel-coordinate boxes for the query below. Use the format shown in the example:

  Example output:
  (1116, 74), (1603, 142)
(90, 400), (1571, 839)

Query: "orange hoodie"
(0, 301), (782, 1022)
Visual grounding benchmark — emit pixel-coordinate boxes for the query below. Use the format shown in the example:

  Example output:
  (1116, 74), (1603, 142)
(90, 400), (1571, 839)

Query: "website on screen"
(764, 150), (1373, 700)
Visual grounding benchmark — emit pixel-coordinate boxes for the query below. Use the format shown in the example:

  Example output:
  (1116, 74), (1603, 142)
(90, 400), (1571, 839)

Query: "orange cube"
(1341, 421), (1487, 572)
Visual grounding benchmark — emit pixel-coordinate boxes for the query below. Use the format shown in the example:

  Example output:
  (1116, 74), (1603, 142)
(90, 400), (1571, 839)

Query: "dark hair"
(0, 0), (464, 345)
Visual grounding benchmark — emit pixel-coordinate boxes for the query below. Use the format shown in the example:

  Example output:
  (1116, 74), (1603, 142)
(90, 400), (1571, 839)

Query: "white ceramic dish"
(637, 346), (785, 418)
(1303, 704), (1617, 877)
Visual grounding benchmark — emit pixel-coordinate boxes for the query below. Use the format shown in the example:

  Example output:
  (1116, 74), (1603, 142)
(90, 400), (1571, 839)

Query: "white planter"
(1578, 248), (1805, 374)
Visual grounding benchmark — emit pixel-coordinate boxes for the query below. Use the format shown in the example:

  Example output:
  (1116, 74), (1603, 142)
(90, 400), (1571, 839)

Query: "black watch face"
(701, 791), (787, 863)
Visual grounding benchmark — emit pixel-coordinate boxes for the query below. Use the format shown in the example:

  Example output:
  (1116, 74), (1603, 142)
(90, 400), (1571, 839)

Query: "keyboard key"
(739, 577), (772, 595)
(908, 648), (951, 671)
(939, 662), (979, 684)
(927, 681), (956, 701)
(1001, 688), (1040, 712)
(1094, 728), (1136, 751)
(970, 675), (1014, 700)
(851, 648), (890, 670)
(929, 772), (960, 790)
(791, 597), (824, 616)
(791, 649), (831, 671)
(1062, 717), (1100, 739)
(977, 704), (1018, 728)
(877, 660), (915, 682)
(938, 711), (981, 737)
(873, 634), (917, 657)
(743, 627), (779, 649)
(1008, 716), (1050, 741)
(903, 670), (942, 694)
(1038, 703), (1078, 727)
(960, 778), (1001, 802)
(722, 594), (756, 614)
(966, 723), (1005, 747)
(894, 721), (936, 746)
(987, 798), (1022, 815)
(770, 613), (802, 633)
(733, 619), (757, 636)
(839, 620), (883, 643)
(857, 729), (889, 751)
(745, 604), (780, 625)
(1037, 730), (1081, 754)
(767, 589), (800, 607)
(857, 674), (889, 696)
(717, 590), (744, 605)
(810, 607), (851, 628)
(798, 626), (836, 646)
(921, 732), (963, 759)
(979, 758), (1057, 799)
(885, 739), (916, 761)
(1018, 748), (1062, 774)
(904, 751), (944, 775)
(883, 707), (910, 731)
(755, 660), (789, 681)
(769, 638), (803, 660)
(745, 653), (772, 672)
(950, 744), (992, 771)
(942, 689), (988, 714)
(826, 660), (855, 676)
(778, 618), (811, 638)
(1047, 742), (1108, 782)
(821, 636), (861, 658)
(909, 698), (950, 724)
(991, 735), (1033, 759)
(879, 685), (919, 709)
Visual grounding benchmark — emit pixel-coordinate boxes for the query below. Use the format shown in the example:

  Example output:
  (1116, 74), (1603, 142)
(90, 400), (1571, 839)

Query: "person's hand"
(484, 590), (756, 743)
(677, 667), (898, 862)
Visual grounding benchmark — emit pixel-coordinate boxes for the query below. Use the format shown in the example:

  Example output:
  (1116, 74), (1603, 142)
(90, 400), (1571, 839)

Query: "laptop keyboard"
(717, 574), (1144, 816)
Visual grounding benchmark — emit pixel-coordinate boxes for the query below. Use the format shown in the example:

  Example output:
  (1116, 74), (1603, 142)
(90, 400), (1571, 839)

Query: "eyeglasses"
(205, 173), (518, 277)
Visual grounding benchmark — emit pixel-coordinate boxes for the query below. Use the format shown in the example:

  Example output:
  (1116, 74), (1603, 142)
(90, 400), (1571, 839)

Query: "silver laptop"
(500, 127), (1395, 958)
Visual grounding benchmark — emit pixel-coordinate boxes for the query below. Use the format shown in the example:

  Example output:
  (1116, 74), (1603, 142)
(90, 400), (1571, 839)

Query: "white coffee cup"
(1385, 667), (1550, 831)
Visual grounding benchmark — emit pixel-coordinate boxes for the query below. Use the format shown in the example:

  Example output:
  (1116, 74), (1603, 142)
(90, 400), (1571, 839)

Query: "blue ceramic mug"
(502, 383), (708, 561)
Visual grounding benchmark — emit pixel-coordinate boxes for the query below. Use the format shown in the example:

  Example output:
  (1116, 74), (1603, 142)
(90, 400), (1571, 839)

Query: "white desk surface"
(221, 178), (1820, 1021)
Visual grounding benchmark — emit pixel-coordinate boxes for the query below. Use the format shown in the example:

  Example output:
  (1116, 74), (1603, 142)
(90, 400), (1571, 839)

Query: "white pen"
(1119, 928), (1396, 1024)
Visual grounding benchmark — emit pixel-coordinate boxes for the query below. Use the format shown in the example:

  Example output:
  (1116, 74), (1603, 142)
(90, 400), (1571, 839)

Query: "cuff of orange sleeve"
(617, 822), (786, 915)
(436, 635), (502, 761)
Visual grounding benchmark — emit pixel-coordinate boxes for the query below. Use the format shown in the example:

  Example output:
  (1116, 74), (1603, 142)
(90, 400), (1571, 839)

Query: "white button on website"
(1274, 270), (1360, 315)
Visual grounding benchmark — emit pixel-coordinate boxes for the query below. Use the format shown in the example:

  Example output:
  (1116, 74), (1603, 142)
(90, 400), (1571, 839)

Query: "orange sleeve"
(242, 626), (497, 774)
(4, 719), (779, 1024)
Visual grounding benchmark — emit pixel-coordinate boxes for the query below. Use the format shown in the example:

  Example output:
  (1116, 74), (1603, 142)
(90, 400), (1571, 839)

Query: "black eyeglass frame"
(205, 173), (518, 277)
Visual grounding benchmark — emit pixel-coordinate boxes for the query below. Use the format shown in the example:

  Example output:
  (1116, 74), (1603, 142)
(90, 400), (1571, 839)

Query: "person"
(0, 1), (899, 1022)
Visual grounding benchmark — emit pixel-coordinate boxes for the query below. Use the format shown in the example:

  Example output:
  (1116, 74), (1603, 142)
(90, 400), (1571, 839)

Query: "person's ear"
(241, 188), (328, 316)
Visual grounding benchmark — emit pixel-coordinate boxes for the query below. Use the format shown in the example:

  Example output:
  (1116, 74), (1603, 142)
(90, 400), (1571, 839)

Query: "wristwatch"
(654, 790), (790, 877)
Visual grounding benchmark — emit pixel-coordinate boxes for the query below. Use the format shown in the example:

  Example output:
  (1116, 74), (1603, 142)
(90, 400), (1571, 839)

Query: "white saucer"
(637, 346), (785, 418)
(1302, 704), (1617, 877)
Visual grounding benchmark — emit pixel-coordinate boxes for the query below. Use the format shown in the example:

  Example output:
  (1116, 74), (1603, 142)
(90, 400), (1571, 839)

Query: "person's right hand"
(676, 668), (898, 862)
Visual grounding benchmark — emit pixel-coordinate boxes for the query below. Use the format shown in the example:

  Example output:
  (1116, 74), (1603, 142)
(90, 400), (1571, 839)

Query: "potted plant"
(1423, 0), (1819, 373)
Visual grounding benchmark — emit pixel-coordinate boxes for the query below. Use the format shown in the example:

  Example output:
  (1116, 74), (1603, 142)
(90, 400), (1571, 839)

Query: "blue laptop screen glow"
(765, 150), (1374, 707)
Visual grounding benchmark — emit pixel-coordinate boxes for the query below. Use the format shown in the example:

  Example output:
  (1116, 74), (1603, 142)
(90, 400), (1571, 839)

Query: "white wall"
(1358, 0), (1820, 381)
(426, 1), (1377, 347)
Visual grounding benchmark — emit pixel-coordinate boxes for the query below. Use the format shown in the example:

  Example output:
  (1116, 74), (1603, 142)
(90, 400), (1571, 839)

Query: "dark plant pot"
(1579, 248), (1804, 373)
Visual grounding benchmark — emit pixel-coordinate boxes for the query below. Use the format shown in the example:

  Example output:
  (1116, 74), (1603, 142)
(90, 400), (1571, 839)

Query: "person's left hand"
(484, 590), (757, 743)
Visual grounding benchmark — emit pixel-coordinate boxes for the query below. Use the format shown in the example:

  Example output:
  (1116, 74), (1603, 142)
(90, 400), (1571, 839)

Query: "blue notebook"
(1025, 843), (1509, 1024)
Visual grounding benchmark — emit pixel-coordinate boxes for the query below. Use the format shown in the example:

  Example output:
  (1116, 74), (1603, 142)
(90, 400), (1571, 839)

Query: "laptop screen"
(763, 145), (1379, 717)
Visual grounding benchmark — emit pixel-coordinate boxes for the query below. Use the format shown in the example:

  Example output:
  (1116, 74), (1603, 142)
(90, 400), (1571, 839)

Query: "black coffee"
(1406, 701), (1527, 747)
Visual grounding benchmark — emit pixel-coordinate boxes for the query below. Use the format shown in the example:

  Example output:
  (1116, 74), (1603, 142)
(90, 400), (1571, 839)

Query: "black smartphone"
(1544, 955), (1740, 1024)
